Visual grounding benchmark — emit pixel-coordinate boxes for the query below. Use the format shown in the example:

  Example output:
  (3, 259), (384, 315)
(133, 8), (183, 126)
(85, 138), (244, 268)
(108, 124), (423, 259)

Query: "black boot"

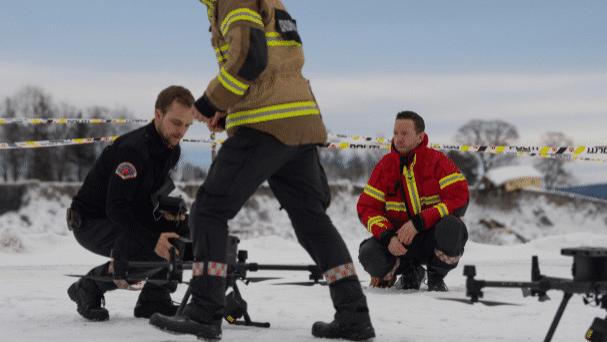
(134, 283), (179, 318)
(150, 276), (224, 340)
(68, 263), (115, 321)
(313, 278), (375, 340)
(312, 310), (375, 341)
(395, 260), (426, 290)
(427, 269), (448, 292)
(150, 302), (222, 340)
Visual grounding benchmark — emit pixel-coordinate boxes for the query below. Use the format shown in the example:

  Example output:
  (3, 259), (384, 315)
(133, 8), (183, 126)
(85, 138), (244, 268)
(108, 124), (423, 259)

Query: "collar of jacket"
(391, 133), (429, 166)
(145, 121), (177, 159)
(200, 0), (217, 25)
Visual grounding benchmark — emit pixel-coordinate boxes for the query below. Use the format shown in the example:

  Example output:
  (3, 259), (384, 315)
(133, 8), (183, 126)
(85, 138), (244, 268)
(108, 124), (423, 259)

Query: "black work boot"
(395, 260), (426, 290)
(150, 303), (222, 341)
(67, 278), (109, 321)
(313, 278), (375, 340)
(312, 310), (375, 341)
(427, 269), (448, 292)
(134, 283), (179, 318)
(150, 276), (224, 340)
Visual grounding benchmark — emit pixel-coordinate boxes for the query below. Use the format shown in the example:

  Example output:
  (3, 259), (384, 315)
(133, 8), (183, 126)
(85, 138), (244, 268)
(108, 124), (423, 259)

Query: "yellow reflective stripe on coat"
(421, 195), (441, 206)
(402, 155), (422, 215)
(218, 67), (249, 96)
(220, 8), (264, 36)
(265, 32), (301, 47)
(433, 203), (449, 218)
(439, 172), (466, 190)
(385, 201), (406, 212)
(367, 216), (388, 232)
(225, 101), (320, 129)
(215, 44), (229, 63)
(363, 184), (385, 203)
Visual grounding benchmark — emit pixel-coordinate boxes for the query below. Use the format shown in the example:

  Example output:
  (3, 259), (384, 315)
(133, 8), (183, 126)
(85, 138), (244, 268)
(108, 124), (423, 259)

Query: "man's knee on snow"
(433, 215), (468, 267)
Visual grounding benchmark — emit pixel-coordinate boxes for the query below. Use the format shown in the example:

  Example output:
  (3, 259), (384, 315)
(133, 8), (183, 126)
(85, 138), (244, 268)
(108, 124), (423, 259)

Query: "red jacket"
(357, 134), (469, 243)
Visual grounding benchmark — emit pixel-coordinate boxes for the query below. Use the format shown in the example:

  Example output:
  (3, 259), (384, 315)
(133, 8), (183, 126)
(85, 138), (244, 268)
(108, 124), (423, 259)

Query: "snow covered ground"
(2, 233), (607, 342)
(1, 183), (607, 341)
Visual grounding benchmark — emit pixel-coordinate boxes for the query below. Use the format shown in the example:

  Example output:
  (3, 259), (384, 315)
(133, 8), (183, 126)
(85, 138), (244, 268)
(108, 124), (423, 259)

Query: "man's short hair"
(155, 85), (195, 114)
(396, 111), (425, 133)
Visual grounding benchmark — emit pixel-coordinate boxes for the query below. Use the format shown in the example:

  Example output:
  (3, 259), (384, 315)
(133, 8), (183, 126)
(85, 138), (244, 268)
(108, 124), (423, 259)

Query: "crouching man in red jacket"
(357, 111), (469, 291)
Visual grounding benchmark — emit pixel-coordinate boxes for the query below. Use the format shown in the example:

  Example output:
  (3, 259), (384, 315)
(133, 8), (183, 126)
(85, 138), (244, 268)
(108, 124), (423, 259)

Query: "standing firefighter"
(358, 111), (469, 291)
(150, 0), (374, 340)
(67, 86), (194, 321)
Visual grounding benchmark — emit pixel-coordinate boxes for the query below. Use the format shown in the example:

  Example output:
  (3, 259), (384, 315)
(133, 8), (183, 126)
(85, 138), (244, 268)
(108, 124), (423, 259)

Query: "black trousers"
(189, 127), (368, 321)
(358, 215), (468, 278)
(72, 216), (185, 293)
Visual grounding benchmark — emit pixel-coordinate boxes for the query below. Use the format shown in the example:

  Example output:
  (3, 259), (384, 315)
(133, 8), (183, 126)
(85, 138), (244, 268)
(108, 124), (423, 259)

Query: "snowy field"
(2, 233), (607, 342)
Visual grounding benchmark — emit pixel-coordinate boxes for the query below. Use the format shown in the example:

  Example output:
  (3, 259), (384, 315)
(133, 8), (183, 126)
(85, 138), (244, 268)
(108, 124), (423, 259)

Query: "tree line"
(1, 86), (572, 188)
(0, 86), (206, 182)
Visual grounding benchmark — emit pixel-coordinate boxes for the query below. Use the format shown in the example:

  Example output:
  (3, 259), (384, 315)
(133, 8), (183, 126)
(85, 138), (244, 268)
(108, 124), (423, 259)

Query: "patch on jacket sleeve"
(115, 162), (137, 180)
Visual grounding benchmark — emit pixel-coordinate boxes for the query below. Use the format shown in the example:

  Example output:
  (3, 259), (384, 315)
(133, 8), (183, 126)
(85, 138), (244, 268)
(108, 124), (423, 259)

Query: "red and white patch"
(115, 162), (137, 180)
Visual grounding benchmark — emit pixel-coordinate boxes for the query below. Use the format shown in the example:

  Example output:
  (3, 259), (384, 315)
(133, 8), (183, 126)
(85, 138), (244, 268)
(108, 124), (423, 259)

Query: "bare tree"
(175, 162), (207, 182)
(534, 132), (574, 189)
(1, 98), (26, 181)
(446, 150), (480, 186)
(454, 119), (519, 183)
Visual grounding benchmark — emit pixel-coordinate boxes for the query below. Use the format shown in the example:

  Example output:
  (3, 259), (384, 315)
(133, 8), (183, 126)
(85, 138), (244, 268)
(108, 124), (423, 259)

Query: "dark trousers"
(358, 215), (468, 278)
(72, 217), (178, 293)
(189, 127), (368, 321)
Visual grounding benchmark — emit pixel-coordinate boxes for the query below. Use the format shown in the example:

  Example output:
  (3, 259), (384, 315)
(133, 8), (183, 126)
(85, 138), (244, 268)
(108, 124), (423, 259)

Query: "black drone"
(444, 247), (607, 342)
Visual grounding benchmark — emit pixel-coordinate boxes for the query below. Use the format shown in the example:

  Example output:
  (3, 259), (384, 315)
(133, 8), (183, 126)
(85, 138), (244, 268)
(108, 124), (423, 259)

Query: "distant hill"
(558, 183), (607, 201)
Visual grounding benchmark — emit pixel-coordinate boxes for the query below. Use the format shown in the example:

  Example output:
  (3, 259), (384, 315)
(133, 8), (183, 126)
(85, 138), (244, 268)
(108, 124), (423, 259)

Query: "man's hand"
(397, 221), (418, 246)
(387, 236), (408, 256)
(207, 111), (227, 133)
(155, 232), (181, 261)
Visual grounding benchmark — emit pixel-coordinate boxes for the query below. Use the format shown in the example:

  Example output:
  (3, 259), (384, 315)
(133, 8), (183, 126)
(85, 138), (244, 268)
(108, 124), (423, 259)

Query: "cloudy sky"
(1, 0), (606, 181)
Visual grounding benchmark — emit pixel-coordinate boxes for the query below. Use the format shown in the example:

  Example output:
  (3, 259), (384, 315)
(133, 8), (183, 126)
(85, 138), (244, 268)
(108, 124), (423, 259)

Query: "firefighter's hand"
(397, 221), (418, 246)
(192, 107), (210, 123)
(388, 236), (408, 256)
(155, 232), (180, 261)
(207, 112), (227, 133)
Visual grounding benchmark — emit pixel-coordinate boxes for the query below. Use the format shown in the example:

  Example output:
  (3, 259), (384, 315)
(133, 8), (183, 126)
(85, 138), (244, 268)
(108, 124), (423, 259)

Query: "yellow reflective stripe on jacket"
(363, 184), (385, 203)
(421, 195), (441, 206)
(220, 8), (264, 36)
(433, 203), (449, 218)
(385, 201), (406, 212)
(218, 67), (249, 96)
(439, 172), (466, 190)
(225, 101), (320, 129)
(402, 155), (421, 215)
(215, 44), (229, 63)
(265, 32), (302, 47)
(367, 216), (389, 233)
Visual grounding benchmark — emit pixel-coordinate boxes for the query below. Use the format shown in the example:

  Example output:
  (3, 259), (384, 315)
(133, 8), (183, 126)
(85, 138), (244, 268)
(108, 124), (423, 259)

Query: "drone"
(69, 235), (325, 328)
(445, 247), (607, 342)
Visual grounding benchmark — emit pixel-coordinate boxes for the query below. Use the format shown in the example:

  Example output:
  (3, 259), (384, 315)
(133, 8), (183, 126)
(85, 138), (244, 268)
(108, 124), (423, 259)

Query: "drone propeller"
(437, 297), (521, 307)
(243, 276), (283, 283)
(65, 273), (185, 286)
(273, 280), (328, 286)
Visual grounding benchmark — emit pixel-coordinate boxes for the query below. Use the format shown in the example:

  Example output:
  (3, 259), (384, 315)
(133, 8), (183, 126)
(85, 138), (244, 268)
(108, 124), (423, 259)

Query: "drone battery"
(562, 248), (607, 282)
(586, 317), (607, 342)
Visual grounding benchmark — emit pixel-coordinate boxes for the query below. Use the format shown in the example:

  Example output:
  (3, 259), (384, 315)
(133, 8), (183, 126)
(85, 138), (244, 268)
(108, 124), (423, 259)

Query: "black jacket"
(71, 122), (181, 252)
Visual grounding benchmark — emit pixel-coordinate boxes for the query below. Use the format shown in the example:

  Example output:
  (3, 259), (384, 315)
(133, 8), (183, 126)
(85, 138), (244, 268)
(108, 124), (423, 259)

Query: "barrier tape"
(0, 137), (118, 150)
(0, 118), (150, 125)
(0, 127), (605, 162)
